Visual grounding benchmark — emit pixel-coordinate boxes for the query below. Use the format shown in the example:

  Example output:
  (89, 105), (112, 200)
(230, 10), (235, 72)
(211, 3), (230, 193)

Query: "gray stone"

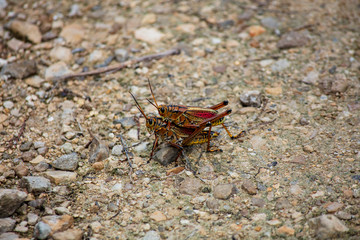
(88, 133), (109, 163)
(65, 131), (76, 140)
(206, 198), (219, 210)
(61, 142), (73, 154)
(113, 117), (137, 129)
(0, 60), (37, 79)
(309, 215), (349, 239)
(299, 118), (309, 126)
(54, 207), (70, 215)
(34, 221), (51, 240)
(52, 153), (78, 171)
(271, 59), (290, 72)
(127, 129), (138, 140)
(261, 17), (280, 30)
(21, 176), (51, 195)
(289, 184), (303, 195)
(3, 170), (15, 179)
(107, 202), (118, 212)
(7, 38), (25, 52)
(251, 197), (266, 207)
(275, 198), (292, 210)
(3, 101), (14, 109)
(69, 4), (82, 17)
(134, 142), (148, 152)
(25, 75), (44, 88)
(0, 189), (27, 217)
(27, 212), (39, 225)
(319, 74), (349, 95)
(34, 162), (50, 172)
(0, 232), (19, 240)
(277, 31), (310, 49)
(0, 218), (16, 233)
(212, 64), (227, 74)
(37, 147), (49, 156)
(0, 0), (7, 9)
(143, 230), (160, 240)
(241, 180), (257, 195)
(44, 207), (55, 215)
(36, 90), (46, 99)
(213, 184), (235, 200)
(114, 48), (129, 62)
(45, 61), (73, 80)
(302, 70), (319, 85)
(198, 165), (215, 180)
(50, 46), (72, 63)
(14, 220), (28, 233)
(34, 141), (45, 149)
(335, 211), (352, 220)
(21, 150), (36, 162)
(179, 178), (202, 196)
(10, 108), (20, 117)
(28, 199), (45, 209)
(19, 141), (33, 151)
(153, 145), (179, 166)
(239, 90), (262, 107)
(0, 58), (7, 67)
(111, 145), (123, 156)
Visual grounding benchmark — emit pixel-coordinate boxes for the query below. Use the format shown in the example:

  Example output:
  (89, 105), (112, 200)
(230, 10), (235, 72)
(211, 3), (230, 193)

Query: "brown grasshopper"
(130, 92), (230, 162)
(147, 79), (244, 139)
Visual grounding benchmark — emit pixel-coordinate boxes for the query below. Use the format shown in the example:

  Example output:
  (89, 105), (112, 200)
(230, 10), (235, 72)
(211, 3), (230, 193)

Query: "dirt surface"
(0, 0), (359, 239)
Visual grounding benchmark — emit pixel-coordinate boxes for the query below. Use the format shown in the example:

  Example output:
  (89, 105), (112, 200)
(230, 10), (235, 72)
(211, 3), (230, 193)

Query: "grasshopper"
(130, 92), (230, 162)
(147, 79), (244, 139)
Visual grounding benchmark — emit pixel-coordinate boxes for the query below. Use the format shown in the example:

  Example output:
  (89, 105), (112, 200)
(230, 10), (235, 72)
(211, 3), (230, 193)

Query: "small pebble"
(61, 142), (74, 154)
(52, 153), (78, 171)
(111, 145), (123, 156)
(27, 213), (39, 225)
(3, 100), (14, 109)
(34, 221), (51, 240)
(213, 184), (235, 200)
(20, 141), (33, 151)
(242, 180), (257, 195)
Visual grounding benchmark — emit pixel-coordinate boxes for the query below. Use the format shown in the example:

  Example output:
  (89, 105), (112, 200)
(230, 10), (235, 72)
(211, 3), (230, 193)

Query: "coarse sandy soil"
(0, 0), (359, 239)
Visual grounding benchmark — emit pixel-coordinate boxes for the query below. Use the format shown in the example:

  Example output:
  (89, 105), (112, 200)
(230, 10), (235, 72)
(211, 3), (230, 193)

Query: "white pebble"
(3, 100), (14, 109)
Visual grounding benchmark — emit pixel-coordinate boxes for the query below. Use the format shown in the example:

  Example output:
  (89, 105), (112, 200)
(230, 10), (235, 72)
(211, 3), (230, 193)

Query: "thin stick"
(51, 48), (181, 81)
(119, 135), (134, 183)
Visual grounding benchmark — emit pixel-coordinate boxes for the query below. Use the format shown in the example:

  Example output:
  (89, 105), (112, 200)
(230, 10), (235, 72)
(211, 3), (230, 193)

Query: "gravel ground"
(0, 0), (359, 239)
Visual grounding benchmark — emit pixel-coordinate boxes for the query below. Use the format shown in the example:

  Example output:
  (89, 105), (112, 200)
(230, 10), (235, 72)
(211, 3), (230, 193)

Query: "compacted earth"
(0, 0), (359, 239)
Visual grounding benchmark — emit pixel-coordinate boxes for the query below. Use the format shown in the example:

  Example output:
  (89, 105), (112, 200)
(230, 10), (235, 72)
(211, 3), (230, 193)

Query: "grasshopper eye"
(160, 107), (166, 114)
(148, 119), (154, 125)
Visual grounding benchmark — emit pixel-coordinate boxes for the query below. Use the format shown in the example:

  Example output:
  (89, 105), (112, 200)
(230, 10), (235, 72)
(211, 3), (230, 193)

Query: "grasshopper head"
(146, 116), (157, 133)
(158, 105), (167, 117)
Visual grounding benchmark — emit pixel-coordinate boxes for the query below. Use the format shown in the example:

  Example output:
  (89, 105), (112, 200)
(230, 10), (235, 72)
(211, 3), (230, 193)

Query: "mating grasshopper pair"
(130, 80), (245, 163)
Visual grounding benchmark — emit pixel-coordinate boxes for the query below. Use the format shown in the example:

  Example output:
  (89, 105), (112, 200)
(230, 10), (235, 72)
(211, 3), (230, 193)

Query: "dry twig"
(51, 48), (181, 82)
(119, 135), (134, 183)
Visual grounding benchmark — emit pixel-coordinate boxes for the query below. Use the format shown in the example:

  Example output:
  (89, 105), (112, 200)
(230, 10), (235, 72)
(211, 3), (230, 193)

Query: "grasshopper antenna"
(147, 78), (159, 108)
(146, 98), (158, 109)
(129, 91), (149, 120)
